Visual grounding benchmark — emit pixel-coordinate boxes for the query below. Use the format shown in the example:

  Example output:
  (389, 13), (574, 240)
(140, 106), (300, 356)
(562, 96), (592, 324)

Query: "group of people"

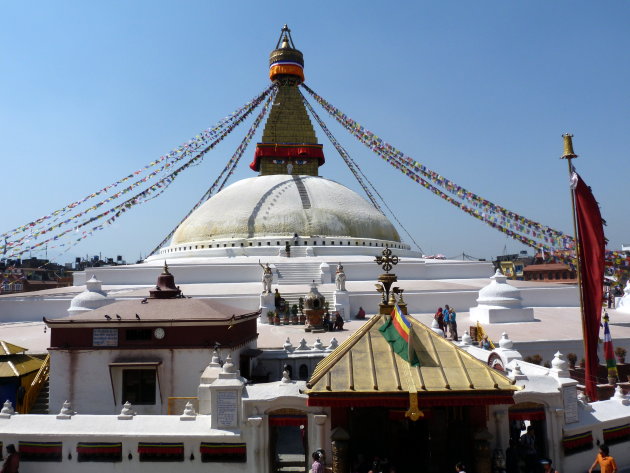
(323, 311), (344, 331)
(434, 304), (458, 341)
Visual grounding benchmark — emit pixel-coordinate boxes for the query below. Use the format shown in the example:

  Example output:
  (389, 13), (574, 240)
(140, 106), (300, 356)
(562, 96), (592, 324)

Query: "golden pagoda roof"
(305, 314), (519, 407)
(0, 340), (28, 356)
(0, 354), (43, 378)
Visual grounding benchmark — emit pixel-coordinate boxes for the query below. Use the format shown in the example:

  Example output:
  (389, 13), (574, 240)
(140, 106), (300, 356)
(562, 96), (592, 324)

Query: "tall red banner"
(574, 173), (606, 401)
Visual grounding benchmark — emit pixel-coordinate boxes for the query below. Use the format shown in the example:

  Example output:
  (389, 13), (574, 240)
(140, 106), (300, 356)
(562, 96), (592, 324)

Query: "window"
(125, 329), (152, 341)
(299, 364), (309, 380)
(122, 369), (156, 405)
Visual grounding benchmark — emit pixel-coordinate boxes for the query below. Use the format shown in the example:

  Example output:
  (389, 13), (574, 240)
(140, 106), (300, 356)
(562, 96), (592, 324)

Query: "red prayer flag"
(573, 172), (606, 401)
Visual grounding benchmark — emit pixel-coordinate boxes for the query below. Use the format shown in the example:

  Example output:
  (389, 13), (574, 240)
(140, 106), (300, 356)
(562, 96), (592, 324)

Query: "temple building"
(2, 25), (630, 473)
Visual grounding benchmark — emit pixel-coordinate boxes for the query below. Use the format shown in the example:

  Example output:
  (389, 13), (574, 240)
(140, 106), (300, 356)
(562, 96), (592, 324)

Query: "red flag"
(574, 172), (606, 401)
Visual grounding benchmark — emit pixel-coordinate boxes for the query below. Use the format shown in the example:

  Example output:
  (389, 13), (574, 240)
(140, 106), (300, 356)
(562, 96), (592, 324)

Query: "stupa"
(149, 26), (412, 261)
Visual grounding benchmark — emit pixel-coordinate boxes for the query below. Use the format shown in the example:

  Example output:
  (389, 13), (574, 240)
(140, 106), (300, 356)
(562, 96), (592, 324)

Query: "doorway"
(269, 409), (308, 473)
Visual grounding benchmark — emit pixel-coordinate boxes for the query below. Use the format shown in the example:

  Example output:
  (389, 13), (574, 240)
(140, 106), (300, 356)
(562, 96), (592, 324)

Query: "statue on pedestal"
(259, 261), (273, 294)
(335, 263), (346, 291)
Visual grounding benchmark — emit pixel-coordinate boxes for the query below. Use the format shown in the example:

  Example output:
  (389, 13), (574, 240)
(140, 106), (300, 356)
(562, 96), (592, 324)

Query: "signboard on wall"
(216, 390), (238, 428)
(563, 385), (579, 424)
(93, 328), (118, 347)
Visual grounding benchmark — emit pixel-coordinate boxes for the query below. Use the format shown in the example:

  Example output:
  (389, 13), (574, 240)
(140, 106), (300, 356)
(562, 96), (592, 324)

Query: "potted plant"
(567, 353), (578, 369)
(615, 347), (627, 364)
(524, 354), (543, 366)
(291, 304), (299, 325)
(267, 310), (275, 325)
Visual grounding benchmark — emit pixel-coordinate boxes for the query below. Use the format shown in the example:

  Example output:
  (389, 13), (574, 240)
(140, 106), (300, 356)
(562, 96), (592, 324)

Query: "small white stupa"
(67, 275), (114, 315)
(615, 281), (630, 314)
(469, 269), (534, 323)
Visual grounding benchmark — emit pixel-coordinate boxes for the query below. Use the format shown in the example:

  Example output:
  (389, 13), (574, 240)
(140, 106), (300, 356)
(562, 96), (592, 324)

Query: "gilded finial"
(163, 260), (170, 274)
(561, 133), (578, 160)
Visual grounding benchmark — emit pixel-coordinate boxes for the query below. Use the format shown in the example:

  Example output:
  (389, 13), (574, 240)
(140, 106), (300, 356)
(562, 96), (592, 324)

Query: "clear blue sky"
(1, 1), (628, 263)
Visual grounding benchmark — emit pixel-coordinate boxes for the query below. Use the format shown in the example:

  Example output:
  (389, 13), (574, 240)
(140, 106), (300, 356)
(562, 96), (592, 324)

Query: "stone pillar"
(247, 416), (263, 473)
(473, 428), (493, 473)
(547, 406), (564, 471)
(333, 290), (351, 322)
(493, 409), (508, 452)
(313, 414), (328, 459)
(208, 355), (244, 430)
(260, 293), (275, 322)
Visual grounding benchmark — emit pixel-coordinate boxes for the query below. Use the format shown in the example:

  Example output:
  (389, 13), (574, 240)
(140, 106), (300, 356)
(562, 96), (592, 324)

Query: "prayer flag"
(379, 305), (420, 366)
(573, 171), (606, 400)
(603, 316), (618, 378)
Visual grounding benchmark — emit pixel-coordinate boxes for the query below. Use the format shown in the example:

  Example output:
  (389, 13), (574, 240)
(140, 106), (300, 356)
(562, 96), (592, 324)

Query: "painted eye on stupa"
(272, 159), (286, 164)
(295, 160), (308, 165)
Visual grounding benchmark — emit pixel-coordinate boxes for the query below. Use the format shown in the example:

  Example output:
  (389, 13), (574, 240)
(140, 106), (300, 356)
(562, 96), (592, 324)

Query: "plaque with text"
(93, 328), (118, 347)
(563, 385), (579, 424)
(216, 390), (238, 427)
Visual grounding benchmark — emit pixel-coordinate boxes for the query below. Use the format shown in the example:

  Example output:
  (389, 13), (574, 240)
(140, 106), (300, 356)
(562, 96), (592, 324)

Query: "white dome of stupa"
(170, 175), (401, 246)
(68, 275), (114, 315)
(475, 269), (523, 308)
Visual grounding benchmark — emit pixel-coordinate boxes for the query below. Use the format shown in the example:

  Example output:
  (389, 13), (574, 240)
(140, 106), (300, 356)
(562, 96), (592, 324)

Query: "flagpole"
(561, 133), (589, 390)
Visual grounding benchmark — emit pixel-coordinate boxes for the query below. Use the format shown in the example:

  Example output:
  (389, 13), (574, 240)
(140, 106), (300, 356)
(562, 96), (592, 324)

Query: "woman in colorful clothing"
(589, 445), (617, 473)
(312, 451), (325, 473)
(434, 307), (445, 334)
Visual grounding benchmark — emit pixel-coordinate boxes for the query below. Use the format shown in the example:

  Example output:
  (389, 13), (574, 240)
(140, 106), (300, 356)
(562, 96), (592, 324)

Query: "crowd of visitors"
(434, 304), (458, 341)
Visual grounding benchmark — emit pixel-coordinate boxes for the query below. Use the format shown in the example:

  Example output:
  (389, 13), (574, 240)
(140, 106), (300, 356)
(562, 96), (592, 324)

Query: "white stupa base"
(334, 290), (350, 322)
(616, 297), (630, 314)
(469, 306), (535, 324)
(259, 293), (275, 323)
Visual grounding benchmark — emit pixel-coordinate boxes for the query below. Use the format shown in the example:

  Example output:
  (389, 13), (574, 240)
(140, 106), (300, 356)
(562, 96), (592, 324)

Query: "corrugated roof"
(306, 314), (518, 399)
(0, 341), (28, 355)
(45, 298), (259, 324)
(0, 354), (43, 378)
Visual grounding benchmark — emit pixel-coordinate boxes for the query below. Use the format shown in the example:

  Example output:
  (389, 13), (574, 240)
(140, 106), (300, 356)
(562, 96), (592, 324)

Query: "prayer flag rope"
(3, 87), (273, 258)
(301, 91), (425, 254)
(301, 84), (573, 251)
(0, 84), (274, 256)
(148, 86), (278, 255)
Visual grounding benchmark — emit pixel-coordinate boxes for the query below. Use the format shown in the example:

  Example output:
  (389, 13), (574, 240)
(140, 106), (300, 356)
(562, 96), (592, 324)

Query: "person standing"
(312, 451), (325, 473)
(449, 307), (458, 341)
(1, 444), (19, 473)
(589, 445), (617, 473)
(434, 307), (445, 333)
(520, 426), (537, 473)
(443, 305), (451, 338)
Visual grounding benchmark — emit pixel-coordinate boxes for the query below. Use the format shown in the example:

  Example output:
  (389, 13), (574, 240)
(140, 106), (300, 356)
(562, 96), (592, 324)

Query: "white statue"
(335, 263), (346, 291)
(259, 261), (273, 294)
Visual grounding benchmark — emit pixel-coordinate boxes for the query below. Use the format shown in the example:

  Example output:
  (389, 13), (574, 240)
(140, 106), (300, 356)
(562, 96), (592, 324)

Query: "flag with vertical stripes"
(379, 305), (420, 366)
(603, 315), (618, 378)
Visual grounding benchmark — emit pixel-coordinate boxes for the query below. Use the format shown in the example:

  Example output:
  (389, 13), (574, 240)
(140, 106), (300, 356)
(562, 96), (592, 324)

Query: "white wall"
(0, 298), (72, 322)
(49, 347), (248, 415)
(0, 414), (248, 473)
